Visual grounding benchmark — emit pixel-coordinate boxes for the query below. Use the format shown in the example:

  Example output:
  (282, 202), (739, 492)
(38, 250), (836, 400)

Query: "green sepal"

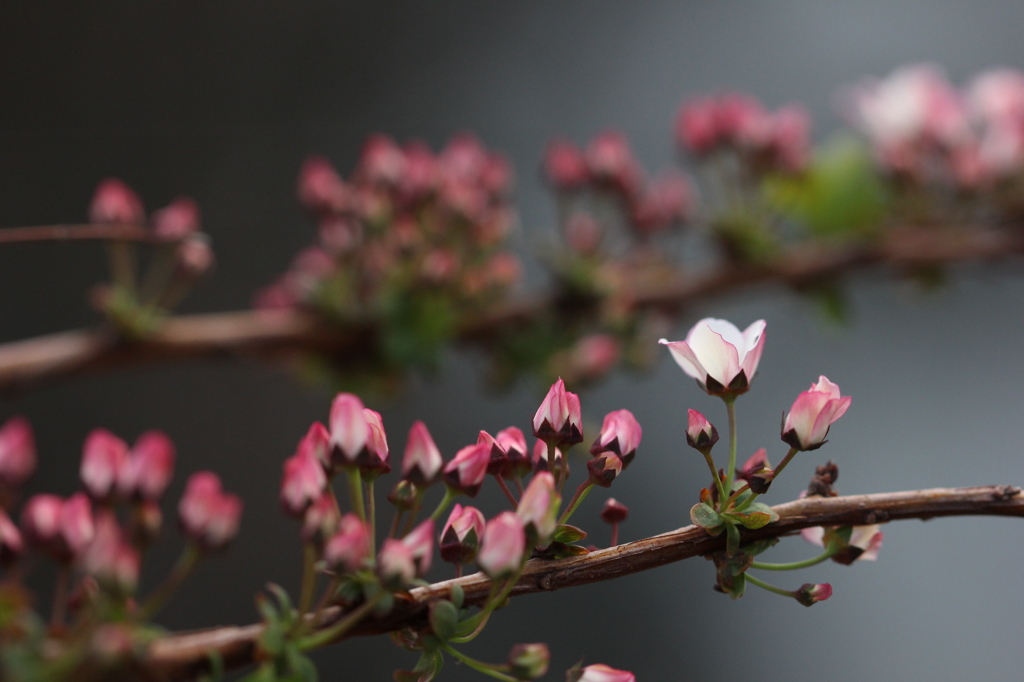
(449, 583), (465, 610)
(429, 601), (459, 642)
(553, 524), (588, 544)
(724, 502), (779, 530)
(690, 502), (723, 533)
(722, 571), (746, 600)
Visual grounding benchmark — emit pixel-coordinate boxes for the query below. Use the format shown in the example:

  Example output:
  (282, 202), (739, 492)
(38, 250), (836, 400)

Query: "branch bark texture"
(144, 484), (1023, 679)
(1, 224), (1022, 392)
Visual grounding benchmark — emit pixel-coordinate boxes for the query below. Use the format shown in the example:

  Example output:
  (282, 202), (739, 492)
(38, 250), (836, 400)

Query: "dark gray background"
(2, 2), (1023, 680)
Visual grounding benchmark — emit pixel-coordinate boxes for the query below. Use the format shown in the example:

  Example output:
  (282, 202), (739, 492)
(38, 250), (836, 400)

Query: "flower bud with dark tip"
(686, 409), (719, 451)
(532, 378), (584, 447)
(280, 446), (327, 518)
(177, 472), (242, 551)
(587, 453), (622, 488)
(795, 582), (833, 606)
(402, 421), (443, 487)
(440, 504), (485, 565)
(80, 429), (129, 502)
(507, 643), (550, 680)
(532, 440), (565, 476)
(301, 492), (340, 546)
(359, 409), (391, 479)
(22, 493), (95, 564)
(600, 498), (629, 525)
(377, 538), (417, 589)
(781, 376), (852, 451)
(517, 472), (559, 548)
(388, 480), (419, 512)
(478, 430), (508, 476)
(496, 427), (530, 479)
(118, 430), (175, 502)
(403, 519), (434, 577)
(736, 448), (773, 494)
(442, 443), (490, 497)
(590, 409), (642, 468)
(478, 512), (526, 579)
(324, 514), (371, 575)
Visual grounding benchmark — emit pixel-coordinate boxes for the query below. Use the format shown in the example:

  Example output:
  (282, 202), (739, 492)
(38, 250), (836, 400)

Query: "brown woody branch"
(0, 223), (1022, 392)
(145, 484), (1023, 679)
(0, 223), (160, 245)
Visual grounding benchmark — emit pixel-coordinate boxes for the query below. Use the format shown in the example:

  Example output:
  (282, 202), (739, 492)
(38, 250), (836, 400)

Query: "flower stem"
(50, 566), (70, 630)
(558, 481), (593, 526)
(719, 396), (738, 513)
(297, 591), (385, 652)
(452, 570), (521, 643)
(440, 642), (519, 682)
(345, 468), (366, 522)
(610, 522), (619, 548)
(751, 548), (835, 571)
(734, 447), (798, 513)
(402, 489), (425, 536)
(366, 478), (377, 558)
(429, 488), (457, 523)
(298, 542), (317, 616)
(701, 450), (728, 505)
(138, 545), (201, 621)
(494, 475), (519, 509)
(745, 573), (797, 599)
(546, 442), (558, 489)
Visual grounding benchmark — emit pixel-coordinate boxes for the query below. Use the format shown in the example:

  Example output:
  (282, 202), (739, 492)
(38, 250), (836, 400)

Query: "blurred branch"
(0, 223), (159, 244)
(145, 484), (1023, 679)
(0, 223), (1022, 392)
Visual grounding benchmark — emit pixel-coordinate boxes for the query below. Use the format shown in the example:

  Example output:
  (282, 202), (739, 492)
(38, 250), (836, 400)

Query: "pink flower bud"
(297, 422), (331, 471)
(531, 439), (565, 476)
(328, 393), (370, 469)
(0, 509), (23, 566)
(570, 334), (621, 381)
(590, 409), (642, 468)
(89, 179), (144, 225)
(22, 493), (95, 563)
(782, 376), (852, 451)
(81, 512), (139, 596)
(585, 131), (642, 197)
(178, 472), (242, 551)
(442, 443), (490, 497)
(795, 582), (833, 607)
(360, 409), (390, 478)
(507, 643), (550, 680)
(477, 430), (508, 477)
(301, 492), (340, 545)
(478, 511), (526, 579)
(587, 453), (623, 488)
(400, 141), (440, 200)
(0, 415), (35, 489)
(176, 236), (215, 278)
(495, 427), (530, 479)
(358, 134), (407, 186)
(297, 156), (351, 215)
(676, 97), (721, 155)
(152, 197), (200, 240)
(324, 513), (371, 574)
(403, 518), (434, 577)
(685, 409), (719, 451)
(402, 421), (443, 487)
(532, 378), (584, 447)
(280, 446), (327, 518)
(517, 472), (559, 547)
(118, 430), (175, 501)
(80, 429), (129, 501)
(377, 537), (416, 587)
(543, 139), (589, 190)
(571, 663), (636, 682)
(440, 503), (485, 565)
(660, 318), (766, 395)
(600, 498), (629, 525)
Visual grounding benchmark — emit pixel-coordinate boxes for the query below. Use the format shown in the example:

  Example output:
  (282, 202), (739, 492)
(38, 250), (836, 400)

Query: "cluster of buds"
(6, 420), (241, 621)
(664, 317), (859, 606)
(255, 134), (522, 321)
(276, 381), (640, 679)
(87, 180), (214, 333)
(676, 93), (811, 173)
(846, 63), (1024, 199)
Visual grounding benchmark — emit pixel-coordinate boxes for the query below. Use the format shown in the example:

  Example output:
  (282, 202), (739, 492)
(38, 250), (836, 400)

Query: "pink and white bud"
(301, 492), (340, 545)
(495, 427), (530, 479)
(796, 582), (833, 607)
(324, 513), (371, 574)
(969, 69), (1024, 126)
(782, 376), (852, 451)
(478, 511), (526, 579)
(118, 430), (175, 501)
(442, 443), (490, 497)
(532, 378), (584, 446)
(531, 439), (565, 476)
(590, 409), (642, 467)
(152, 197), (200, 240)
(402, 421), (444, 486)
(297, 156), (351, 215)
(585, 131), (642, 196)
(477, 430), (508, 477)
(176, 236), (215, 278)
(685, 409), (719, 451)
(660, 318), (766, 395)
(0, 415), (35, 489)
(517, 471), (559, 547)
(0, 510), (23, 566)
(587, 453), (623, 488)
(676, 97), (721, 155)
(328, 393), (370, 469)
(89, 179), (144, 225)
(80, 429), (129, 501)
(402, 519), (434, 577)
(440, 504), (485, 565)
(543, 139), (589, 190)
(359, 408), (391, 477)
(22, 493), (95, 563)
(571, 334), (621, 381)
(358, 134), (407, 186)
(600, 498), (629, 525)
(178, 472), (242, 551)
(571, 663), (636, 682)
(280, 446), (328, 517)
(377, 538), (417, 587)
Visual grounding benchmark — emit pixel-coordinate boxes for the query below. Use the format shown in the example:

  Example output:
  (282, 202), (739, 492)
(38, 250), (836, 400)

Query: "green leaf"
(284, 644), (319, 682)
(429, 601), (459, 642)
(723, 571), (746, 600)
(550, 543), (590, 558)
(690, 502), (723, 532)
(553, 524), (588, 543)
(725, 520), (741, 557)
(449, 583), (464, 610)
(725, 503), (779, 530)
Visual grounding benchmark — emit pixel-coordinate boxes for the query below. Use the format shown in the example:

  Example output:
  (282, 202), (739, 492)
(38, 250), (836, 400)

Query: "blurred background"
(2, 2), (1024, 680)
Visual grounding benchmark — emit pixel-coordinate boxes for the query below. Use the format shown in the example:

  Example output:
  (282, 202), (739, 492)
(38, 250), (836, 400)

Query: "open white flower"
(660, 318), (766, 395)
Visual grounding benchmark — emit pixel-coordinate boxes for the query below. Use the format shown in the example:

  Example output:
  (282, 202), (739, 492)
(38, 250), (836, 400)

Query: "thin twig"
(142, 484), (1024, 679)
(0, 223), (160, 244)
